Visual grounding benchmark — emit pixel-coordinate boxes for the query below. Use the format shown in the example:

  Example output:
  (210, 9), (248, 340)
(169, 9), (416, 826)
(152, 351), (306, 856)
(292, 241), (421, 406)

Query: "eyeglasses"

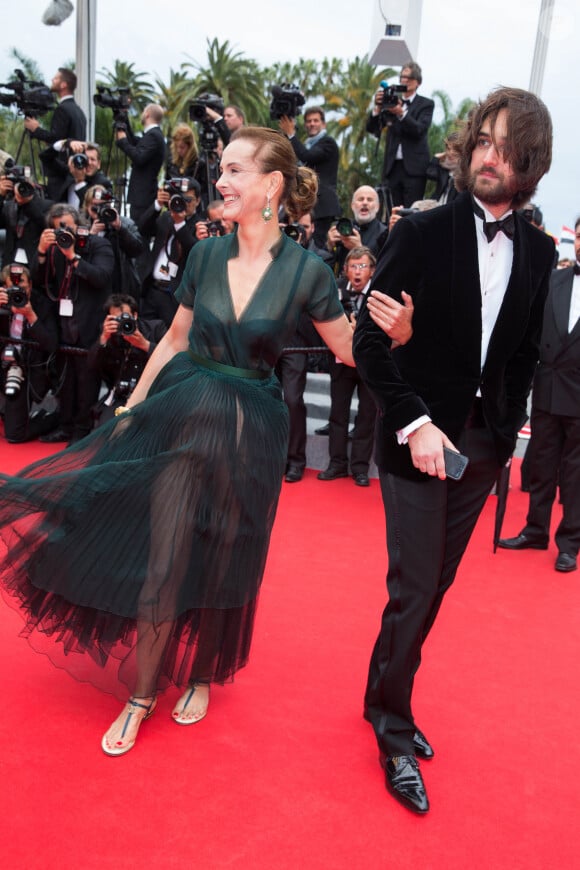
(349, 263), (371, 270)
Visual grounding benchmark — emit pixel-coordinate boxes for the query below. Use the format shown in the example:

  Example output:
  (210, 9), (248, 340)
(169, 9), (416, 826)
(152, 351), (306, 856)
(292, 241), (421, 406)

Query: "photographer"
(32, 203), (114, 443)
(0, 165), (52, 267)
(194, 198), (235, 242)
(83, 185), (144, 299)
(62, 143), (113, 208)
(165, 123), (201, 180)
(205, 104), (245, 146)
(317, 247), (378, 487)
(23, 68), (87, 200)
(138, 177), (201, 326)
(326, 186), (388, 274)
(115, 103), (166, 222)
(366, 61), (434, 208)
(279, 107), (340, 247)
(88, 293), (166, 424)
(0, 264), (59, 442)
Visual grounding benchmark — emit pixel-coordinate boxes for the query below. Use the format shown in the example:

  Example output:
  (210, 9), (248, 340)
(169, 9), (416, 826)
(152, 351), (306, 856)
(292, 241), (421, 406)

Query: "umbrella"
(493, 456), (512, 552)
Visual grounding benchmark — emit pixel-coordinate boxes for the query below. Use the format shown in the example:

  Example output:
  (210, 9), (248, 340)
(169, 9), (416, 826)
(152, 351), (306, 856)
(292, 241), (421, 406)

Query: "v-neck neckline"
(224, 232), (285, 323)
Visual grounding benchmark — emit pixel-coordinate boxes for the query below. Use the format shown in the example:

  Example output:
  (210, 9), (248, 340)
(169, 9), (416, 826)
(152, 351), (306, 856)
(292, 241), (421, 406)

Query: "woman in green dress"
(0, 127), (356, 756)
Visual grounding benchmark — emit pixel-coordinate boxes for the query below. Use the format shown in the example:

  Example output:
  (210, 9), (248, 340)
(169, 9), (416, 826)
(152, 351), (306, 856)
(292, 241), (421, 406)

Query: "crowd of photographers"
(0, 60), (547, 471)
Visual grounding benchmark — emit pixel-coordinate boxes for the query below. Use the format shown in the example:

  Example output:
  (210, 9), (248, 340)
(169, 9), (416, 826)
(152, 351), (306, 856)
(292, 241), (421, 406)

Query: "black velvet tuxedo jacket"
(353, 192), (555, 480)
(289, 133), (340, 218)
(532, 266), (580, 417)
(366, 94), (434, 180)
(116, 126), (166, 214)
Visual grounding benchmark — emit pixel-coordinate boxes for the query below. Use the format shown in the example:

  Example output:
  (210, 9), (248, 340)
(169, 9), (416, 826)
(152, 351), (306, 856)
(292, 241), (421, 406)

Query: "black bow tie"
(472, 198), (515, 243)
(574, 262), (580, 275)
(402, 99), (411, 106)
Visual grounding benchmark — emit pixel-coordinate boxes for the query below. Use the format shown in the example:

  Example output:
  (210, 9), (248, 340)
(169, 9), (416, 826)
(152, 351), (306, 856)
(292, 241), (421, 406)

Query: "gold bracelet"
(114, 405), (130, 417)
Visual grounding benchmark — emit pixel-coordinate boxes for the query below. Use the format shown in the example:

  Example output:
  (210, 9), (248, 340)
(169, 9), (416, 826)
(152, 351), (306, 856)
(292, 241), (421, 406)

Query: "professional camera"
(0, 69), (55, 117)
(3, 159), (35, 198)
(71, 152), (89, 171)
(378, 80), (408, 127)
(189, 93), (224, 123)
(1, 344), (25, 396)
(334, 218), (357, 237)
(207, 220), (224, 237)
(114, 312), (137, 336)
(283, 223), (306, 244)
(92, 188), (118, 225)
(93, 86), (132, 130)
(54, 222), (76, 250)
(269, 84), (305, 120)
(7, 264), (27, 309)
(164, 178), (191, 214)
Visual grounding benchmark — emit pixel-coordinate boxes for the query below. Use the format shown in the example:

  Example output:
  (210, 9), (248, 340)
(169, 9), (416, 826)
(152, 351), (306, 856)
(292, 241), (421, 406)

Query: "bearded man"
(353, 87), (555, 814)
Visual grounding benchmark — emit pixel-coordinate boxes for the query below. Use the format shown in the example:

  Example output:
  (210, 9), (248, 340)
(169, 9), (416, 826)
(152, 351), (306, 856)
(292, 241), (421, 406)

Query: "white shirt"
(568, 267), (580, 333)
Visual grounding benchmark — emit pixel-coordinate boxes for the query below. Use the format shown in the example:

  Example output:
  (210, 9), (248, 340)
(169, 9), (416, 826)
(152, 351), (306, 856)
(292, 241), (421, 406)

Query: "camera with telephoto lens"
(71, 152), (89, 171)
(92, 188), (118, 225)
(1, 345), (25, 396)
(54, 222), (76, 250)
(269, 84), (305, 120)
(0, 69), (55, 118)
(114, 312), (137, 336)
(93, 86), (132, 131)
(3, 158), (35, 199)
(164, 178), (191, 214)
(206, 220), (224, 237)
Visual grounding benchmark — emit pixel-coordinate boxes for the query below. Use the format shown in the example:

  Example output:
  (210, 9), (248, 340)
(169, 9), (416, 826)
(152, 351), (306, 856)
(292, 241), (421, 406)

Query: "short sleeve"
(303, 256), (344, 323)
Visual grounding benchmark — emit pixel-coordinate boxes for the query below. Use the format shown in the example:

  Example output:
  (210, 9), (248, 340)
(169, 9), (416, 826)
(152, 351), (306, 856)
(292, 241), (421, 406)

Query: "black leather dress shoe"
(555, 552), (577, 572)
(39, 427), (72, 444)
(317, 465), (348, 481)
(412, 727), (434, 760)
(497, 532), (548, 550)
(314, 423), (330, 436)
(284, 467), (303, 483)
(352, 472), (370, 487)
(380, 753), (429, 814)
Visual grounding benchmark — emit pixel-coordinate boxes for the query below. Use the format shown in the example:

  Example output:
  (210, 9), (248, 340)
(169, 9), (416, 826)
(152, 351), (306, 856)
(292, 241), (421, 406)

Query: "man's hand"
(156, 187), (170, 209)
(195, 222), (209, 241)
(115, 129), (127, 141)
(408, 421), (457, 480)
(123, 326), (149, 352)
(0, 176), (14, 198)
(23, 117), (40, 133)
(366, 290), (414, 347)
(90, 219), (106, 235)
(279, 115), (296, 138)
(205, 107), (221, 122)
(326, 225), (361, 251)
(38, 229), (56, 255)
(68, 140), (87, 154)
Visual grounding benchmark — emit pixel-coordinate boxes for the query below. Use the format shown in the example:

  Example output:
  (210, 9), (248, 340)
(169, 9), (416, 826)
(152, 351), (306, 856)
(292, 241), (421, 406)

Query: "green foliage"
(1, 40), (476, 211)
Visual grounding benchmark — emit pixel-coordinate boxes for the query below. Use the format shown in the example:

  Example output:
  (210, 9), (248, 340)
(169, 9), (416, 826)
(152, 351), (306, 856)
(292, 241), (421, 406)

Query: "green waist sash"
(188, 349), (273, 380)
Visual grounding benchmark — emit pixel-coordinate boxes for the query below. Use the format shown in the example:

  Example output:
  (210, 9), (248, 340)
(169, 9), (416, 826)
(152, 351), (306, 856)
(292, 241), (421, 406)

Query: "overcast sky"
(1, 0), (578, 240)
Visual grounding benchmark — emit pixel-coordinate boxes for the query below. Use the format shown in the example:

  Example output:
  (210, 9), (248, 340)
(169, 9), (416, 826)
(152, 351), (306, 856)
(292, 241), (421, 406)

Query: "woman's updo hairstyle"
(230, 127), (318, 221)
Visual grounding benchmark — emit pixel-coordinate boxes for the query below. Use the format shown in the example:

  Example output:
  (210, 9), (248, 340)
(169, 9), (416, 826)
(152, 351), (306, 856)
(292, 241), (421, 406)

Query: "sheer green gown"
(0, 233), (343, 698)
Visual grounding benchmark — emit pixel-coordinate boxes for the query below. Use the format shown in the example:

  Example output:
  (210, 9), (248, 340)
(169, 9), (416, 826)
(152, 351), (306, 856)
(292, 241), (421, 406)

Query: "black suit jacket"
(116, 126), (166, 216)
(532, 266), (580, 416)
(353, 192), (555, 479)
(139, 207), (197, 292)
(367, 94), (434, 180)
(0, 194), (53, 267)
(289, 133), (340, 219)
(31, 236), (115, 347)
(31, 98), (87, 145)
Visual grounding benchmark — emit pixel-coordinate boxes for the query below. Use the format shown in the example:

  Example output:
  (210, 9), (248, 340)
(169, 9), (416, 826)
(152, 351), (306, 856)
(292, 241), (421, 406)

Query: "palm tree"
(183, 38), (266, 124)
(428, 89), (475, 155)
(154, 68), (197, 133)
(98, 61), (156, 115)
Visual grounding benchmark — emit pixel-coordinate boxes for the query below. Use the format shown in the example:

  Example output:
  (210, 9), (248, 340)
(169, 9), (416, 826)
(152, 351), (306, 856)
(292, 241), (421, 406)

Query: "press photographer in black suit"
(138, 178), (201, 326)
(62, 143), (113, 209)
(0, 172), (51, 268)
(115, 104), (166, 222)
(0, 264), (59, 442)
(88, 293), (166, 425)
(32, 204), (114, 443)
(23, 68), (87, 200)
(279, 107), (340, 247)
(366, 61), (434, 208)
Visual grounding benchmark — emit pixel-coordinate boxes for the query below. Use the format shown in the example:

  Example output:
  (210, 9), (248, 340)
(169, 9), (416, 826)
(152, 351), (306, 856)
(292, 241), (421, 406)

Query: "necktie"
(472, 198), (515, 243)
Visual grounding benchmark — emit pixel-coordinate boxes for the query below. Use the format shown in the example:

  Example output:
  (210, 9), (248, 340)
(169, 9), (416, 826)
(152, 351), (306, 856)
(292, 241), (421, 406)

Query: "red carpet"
(0, 441), (578, 869)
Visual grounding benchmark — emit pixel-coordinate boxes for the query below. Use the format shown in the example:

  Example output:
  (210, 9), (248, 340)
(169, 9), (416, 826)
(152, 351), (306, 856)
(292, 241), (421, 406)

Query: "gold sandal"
(101, 696), (157, 756)
(172, 683), (210, 725)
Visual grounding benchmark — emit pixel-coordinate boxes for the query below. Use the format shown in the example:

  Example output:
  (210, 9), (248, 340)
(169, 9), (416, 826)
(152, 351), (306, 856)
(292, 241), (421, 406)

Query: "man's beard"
(469, 169), (517, 206)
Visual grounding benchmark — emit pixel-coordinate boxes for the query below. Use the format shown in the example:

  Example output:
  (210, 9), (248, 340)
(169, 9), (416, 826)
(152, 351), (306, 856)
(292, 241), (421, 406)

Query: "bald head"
(351, 186), (380, 224)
